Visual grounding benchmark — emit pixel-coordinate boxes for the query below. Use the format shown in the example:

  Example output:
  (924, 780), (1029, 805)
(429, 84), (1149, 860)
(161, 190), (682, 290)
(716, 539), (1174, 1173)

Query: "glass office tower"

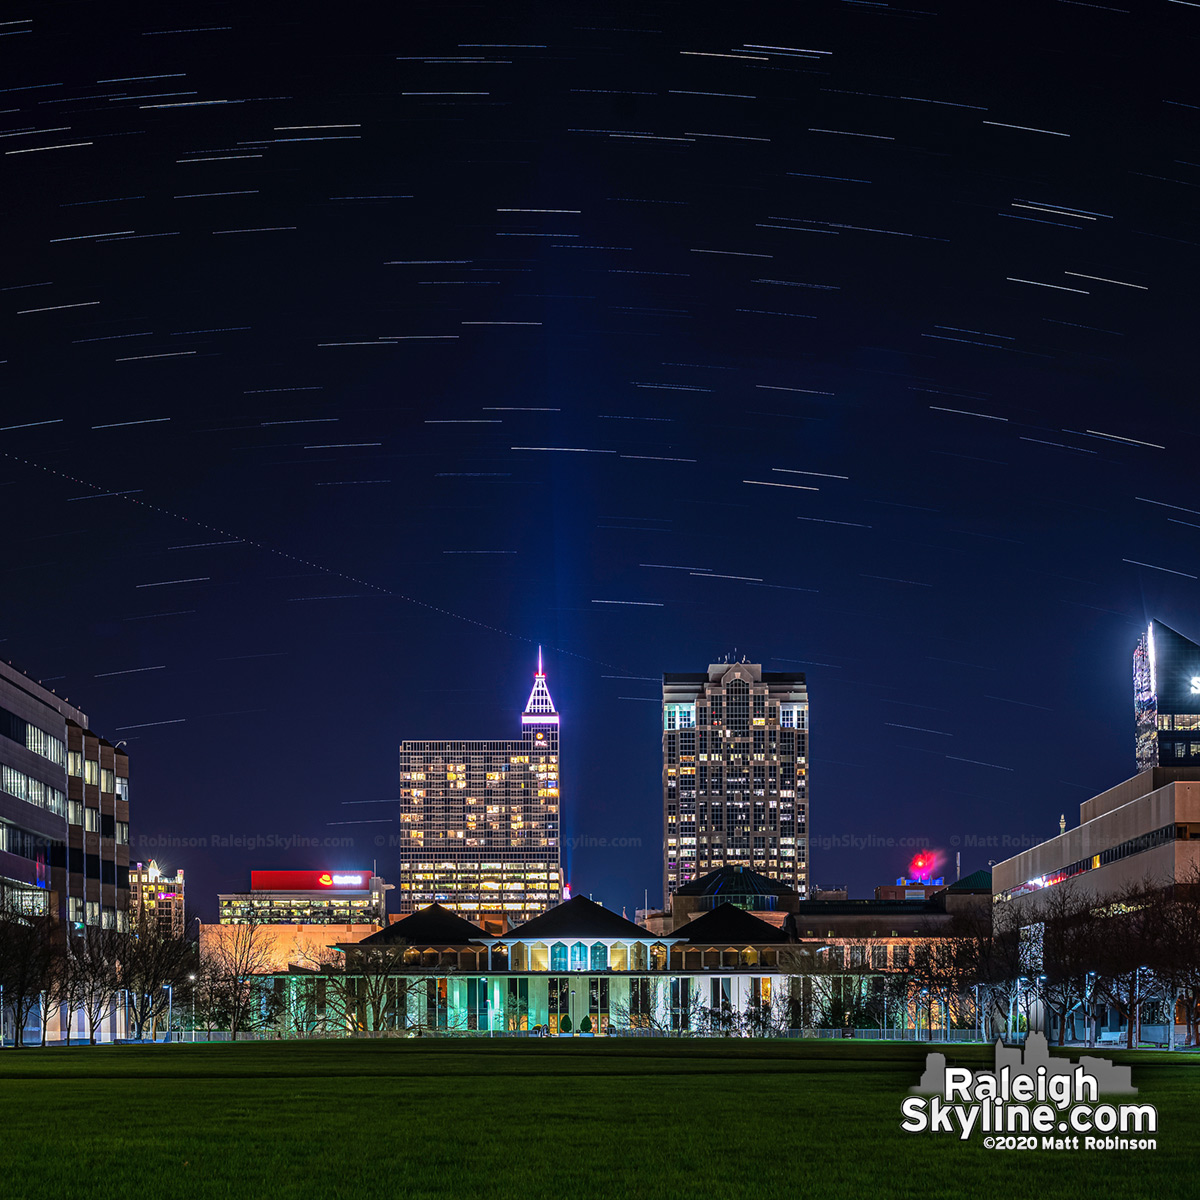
(1134, 620), (1200, 771)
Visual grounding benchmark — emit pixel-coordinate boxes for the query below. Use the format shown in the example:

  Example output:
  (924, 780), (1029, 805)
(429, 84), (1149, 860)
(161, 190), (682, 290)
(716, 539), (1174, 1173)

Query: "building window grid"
(665, 670), (807, 899)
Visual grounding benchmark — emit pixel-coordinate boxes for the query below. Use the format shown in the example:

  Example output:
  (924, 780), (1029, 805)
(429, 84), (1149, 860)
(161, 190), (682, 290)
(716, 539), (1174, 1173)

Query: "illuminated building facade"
(130, 859), (186, 938)
(662, 661), (808, 904)
(397, 654), (562, 925)
(0, 659), (130, 930)
(218, 869), (387, 925)
(1134, 619), (1200, 771)
(266, 891), (988, 1038)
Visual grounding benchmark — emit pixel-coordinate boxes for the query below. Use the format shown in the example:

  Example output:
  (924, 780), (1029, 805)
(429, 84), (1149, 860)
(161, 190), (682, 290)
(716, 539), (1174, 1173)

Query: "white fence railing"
(69, 1022), (1200, 1046)
(808, 1027), (983, 1041)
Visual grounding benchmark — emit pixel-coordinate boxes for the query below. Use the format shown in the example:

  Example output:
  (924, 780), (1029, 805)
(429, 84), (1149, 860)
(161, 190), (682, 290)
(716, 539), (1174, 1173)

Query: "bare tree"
(1092, 878), (1158, 1049)
(119, 910), (197, 1040)
(1025, 886), (1099, 1044)
(288, 938), (349, 1036)
(1147, 864), (1200, 1048)
(201, 920), (279, 1039)
(778, 943), (843, 1030)
(326, 938), (419, 1034)
(609, 977), (672, 1034)
(357, 945), (414, 1033)
(45, 933), (83, 1045)
(0, 910), (57, 1048)
(189, 959), (230, 1038)
(73, 926), (123, 1045)
(958, 901), (1023, 1041)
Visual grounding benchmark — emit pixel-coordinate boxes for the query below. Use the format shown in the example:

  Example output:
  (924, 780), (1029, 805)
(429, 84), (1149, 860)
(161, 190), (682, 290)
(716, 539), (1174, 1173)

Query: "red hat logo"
(317, 873), (332, 886)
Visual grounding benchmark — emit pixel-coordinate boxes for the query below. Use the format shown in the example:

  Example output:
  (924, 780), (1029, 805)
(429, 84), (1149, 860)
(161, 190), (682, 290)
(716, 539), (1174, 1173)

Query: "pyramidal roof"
(524, 646), (557, 714)
(498, 895), (659, 942)
(352, 903), (487, 947)
(671, 901), (793, 945)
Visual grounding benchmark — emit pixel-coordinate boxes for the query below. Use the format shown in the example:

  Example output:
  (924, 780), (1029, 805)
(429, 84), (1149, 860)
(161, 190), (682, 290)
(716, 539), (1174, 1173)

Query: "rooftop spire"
(524, 649), (557, 715)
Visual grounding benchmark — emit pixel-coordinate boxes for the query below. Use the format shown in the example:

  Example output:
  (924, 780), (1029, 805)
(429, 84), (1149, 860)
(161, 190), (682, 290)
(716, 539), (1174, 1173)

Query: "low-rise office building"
(205, 868), (390, 972)
(1, 659), (132, 1042)
(992, 766), (1200, 916)
(218, 868), (389, 925)
(0, 659), (131, 931)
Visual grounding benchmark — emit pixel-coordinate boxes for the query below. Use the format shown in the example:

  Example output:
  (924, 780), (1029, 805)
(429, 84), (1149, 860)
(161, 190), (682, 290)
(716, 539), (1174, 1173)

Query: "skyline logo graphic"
(901, 1033), (1157, 1151)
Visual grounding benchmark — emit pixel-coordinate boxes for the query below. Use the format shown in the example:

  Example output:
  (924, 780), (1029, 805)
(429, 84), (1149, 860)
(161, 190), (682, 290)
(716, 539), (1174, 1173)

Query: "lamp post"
(188, 973), (196, 1043)
(570, 988), (575, 1036)
(1086, 971), (1096, 1048)
(164, 984), (174, 1043)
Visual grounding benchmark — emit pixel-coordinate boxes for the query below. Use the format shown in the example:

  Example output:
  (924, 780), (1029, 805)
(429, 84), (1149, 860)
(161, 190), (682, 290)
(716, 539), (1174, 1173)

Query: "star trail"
(1, 2), (1196, 915)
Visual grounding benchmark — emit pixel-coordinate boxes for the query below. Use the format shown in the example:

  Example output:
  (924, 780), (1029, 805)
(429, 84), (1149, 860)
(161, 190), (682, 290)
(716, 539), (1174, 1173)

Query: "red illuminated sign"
(250, 870), (370, 892)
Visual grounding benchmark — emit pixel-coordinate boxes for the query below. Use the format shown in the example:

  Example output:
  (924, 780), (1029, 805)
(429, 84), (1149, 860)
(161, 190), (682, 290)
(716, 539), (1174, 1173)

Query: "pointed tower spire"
(524, 649), (557, 716)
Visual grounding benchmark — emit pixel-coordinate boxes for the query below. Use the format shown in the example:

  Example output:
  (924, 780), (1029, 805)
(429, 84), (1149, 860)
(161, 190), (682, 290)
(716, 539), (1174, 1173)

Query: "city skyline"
(1, 5), (1196, 919)
(4, 614), (1185, 924)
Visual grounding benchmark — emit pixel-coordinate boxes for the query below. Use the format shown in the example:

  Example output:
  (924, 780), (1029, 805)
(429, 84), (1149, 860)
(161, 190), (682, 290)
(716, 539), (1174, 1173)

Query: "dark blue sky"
(3, 2), (1198, 919)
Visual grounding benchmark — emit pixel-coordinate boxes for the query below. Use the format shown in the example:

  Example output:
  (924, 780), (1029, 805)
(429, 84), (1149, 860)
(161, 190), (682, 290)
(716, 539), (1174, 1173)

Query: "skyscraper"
(397, 652), (562, 925)
(1133, 620), (1200, 771)
(662, 661), (808, 905)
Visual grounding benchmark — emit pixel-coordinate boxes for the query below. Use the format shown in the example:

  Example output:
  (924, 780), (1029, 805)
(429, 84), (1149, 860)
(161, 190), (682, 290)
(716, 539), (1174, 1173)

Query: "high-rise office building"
(130, 860), (186, 939)
(1133, 620), (1200, 771)
(0, 659), (130, 928)
(397, 653), (562, 925)
(662, 661), (808, 905)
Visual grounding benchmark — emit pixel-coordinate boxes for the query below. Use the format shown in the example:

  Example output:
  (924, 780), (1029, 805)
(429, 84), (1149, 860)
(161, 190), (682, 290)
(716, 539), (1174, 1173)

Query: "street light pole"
(1086, 971), (1096, 1048)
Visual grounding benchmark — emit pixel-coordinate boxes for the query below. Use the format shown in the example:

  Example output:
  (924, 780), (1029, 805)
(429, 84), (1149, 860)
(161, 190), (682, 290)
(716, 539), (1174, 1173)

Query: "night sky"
(3, 3), (1197, 920)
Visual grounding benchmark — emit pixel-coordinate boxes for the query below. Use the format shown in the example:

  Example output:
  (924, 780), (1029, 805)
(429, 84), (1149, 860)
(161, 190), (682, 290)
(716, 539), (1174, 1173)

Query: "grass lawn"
(0, 1038), (1194, 1200)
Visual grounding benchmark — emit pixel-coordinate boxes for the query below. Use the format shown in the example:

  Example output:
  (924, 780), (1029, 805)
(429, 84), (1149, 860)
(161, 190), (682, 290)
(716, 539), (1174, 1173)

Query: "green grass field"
(0, 1038), (1194, 1199)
